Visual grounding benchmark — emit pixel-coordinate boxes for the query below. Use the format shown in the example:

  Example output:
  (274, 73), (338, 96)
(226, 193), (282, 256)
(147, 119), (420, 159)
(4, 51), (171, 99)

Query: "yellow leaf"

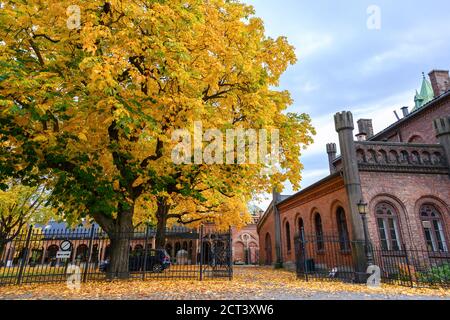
(32, 134), (48, 142)
(78, 133), (88, 141)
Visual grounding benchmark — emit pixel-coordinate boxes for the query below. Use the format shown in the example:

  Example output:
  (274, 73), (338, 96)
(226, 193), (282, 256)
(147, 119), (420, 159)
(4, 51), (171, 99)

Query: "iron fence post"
(360, 213), (374, 266)
(142, 225), (150, 280)
(402, 243), (414, 288)
(199, 225), (204, 281)
(83, 225), (95, 283)
(228, 226), (232, 281)
(17, 225), (33, 285)
(300, 227), (308, 282)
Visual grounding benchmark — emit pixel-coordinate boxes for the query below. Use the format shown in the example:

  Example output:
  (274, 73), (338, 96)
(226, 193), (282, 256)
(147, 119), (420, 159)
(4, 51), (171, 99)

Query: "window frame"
(285, 221), (292, 253)
(336, 207), (351, 253)
(420, 204), (448, 253)
(314, 213), (324, 253)
(375, 202), (402, 251)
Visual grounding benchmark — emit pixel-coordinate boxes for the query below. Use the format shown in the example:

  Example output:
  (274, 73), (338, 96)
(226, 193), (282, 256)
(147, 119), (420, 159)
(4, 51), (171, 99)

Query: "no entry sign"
(60, 240), (72, 251)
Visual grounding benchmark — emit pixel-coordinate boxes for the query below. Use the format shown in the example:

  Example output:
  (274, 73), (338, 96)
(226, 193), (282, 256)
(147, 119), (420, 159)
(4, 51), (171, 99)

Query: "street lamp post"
(357, 200), (374, 266)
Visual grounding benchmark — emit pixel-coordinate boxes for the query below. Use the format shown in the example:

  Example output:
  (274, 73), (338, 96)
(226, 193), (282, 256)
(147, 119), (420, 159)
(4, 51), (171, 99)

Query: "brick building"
(257, 70), (450, 273)
(231, 207), (262, 265)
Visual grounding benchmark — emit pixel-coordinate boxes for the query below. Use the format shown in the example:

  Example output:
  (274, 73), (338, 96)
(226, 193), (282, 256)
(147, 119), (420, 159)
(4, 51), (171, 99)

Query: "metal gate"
(200, 229), (233, 280)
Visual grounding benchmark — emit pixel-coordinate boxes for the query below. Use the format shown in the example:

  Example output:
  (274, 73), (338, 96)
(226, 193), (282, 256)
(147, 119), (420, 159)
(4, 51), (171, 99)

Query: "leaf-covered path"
(0, 266), (449, 300)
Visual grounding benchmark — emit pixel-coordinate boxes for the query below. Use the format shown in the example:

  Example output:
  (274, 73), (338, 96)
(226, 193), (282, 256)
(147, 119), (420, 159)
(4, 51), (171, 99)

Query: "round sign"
(60, 240), (72, 252)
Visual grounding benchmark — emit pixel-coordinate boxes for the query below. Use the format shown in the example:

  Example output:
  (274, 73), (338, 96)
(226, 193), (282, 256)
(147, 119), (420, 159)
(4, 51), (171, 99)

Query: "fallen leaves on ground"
(0, 267), (448, 300)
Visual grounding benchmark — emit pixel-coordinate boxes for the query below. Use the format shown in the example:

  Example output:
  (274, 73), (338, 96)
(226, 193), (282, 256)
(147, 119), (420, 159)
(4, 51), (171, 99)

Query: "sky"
(246, 0), (450, 210)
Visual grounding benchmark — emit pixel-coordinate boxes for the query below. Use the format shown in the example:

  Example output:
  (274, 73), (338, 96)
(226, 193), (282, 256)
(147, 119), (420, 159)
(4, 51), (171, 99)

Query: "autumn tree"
(0, 181), (54, 260)
(0, 0), (314, 278)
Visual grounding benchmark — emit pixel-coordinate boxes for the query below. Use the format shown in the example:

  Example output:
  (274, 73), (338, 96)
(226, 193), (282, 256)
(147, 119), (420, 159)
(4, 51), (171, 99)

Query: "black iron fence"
(295, 234), (450, 288)
(0, 225), (232, 286)
(295, 234), (357, 283)
(371, 245), (450, 288)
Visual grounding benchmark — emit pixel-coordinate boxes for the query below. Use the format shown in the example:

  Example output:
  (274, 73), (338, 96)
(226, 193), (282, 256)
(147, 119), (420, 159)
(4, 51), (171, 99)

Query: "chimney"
(428, 70), (450, 97)
(356, 132), (367, 141)
(357, 119), (374, 139)
(401, 106), (409, 118)
(393, 111), (400, 121)
(326, 143), (337, 174)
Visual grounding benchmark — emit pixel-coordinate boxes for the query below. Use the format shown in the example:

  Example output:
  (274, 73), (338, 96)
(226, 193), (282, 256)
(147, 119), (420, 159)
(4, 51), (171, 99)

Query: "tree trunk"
(100, 207), (134, 280)
(0, 240), (5, 265)
(108, 236), (131, 279)
(155, 198), (169, 249)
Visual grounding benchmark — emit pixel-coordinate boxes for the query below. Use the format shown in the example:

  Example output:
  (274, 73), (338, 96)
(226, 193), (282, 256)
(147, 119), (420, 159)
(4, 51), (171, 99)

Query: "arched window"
(46, 245), (59, 263)
(265, 233), (272, 265)
(314, 213), (324, 251)
(285, 221), (291, 252)
(175, 242), (181, 255)
(298, 217), (304, 239)
(336, 207), (350, 252)
(408, 135), (424, 143)
(375, 202), (402, 251)
(76, 244), (89, 262)
(420, 205), (448, 252)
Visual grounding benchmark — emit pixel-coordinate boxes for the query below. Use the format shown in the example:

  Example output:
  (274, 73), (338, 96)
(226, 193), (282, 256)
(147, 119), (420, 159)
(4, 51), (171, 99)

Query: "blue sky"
(246, 0), (450, 210)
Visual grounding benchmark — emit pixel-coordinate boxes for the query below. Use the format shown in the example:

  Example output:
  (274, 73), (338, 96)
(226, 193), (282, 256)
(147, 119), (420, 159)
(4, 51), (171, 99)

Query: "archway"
(76, 244), (89, 262)
(264, 233), (272, 265)
(46, 245), (58, 265)
(234, 242), (245, 264)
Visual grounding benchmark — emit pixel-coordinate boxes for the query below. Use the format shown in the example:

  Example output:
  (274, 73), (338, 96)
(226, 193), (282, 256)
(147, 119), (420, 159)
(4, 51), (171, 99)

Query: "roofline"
(257, 172), (342, 230)
(369, 89), (450, 141)
(429, 69), (449, 73)
(256, 200), (274, 231)
(276, 171), (342, 207)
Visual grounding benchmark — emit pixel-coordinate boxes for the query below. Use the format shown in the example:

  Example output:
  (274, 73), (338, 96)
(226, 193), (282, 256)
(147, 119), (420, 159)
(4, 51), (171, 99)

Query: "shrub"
(418, 263), (450, 284)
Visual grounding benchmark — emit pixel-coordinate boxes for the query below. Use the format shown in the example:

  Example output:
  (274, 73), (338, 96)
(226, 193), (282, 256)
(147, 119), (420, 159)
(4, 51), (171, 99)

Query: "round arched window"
(285, 221), (291, 252)
(420, 205), (448, 252)
(375, 202), (402, 251)
(314, 213), (324, 251)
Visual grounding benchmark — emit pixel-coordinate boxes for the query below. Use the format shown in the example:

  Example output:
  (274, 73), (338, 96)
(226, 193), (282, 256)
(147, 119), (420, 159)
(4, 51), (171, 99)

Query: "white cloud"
(299, 81), (320, 93)
(301, 89), (414, 158)
(351, 89), (414, 134)
(361, 43), (430, 76)
(293, 32), (334, 59)
(360, 22), (450, 76)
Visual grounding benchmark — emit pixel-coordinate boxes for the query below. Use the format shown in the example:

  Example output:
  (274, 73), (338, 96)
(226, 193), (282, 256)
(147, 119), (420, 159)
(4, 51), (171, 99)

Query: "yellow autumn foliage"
(0, 1), (314, 235)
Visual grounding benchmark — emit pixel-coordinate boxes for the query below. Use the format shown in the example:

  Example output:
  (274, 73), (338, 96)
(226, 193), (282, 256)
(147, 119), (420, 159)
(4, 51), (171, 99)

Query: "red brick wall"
(258, 175), (354, 266)
(360, 171), (450, 250)
(374, 96), (450, 143)
(277, 177), (349, 265)
(232, 224), (259, 264)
